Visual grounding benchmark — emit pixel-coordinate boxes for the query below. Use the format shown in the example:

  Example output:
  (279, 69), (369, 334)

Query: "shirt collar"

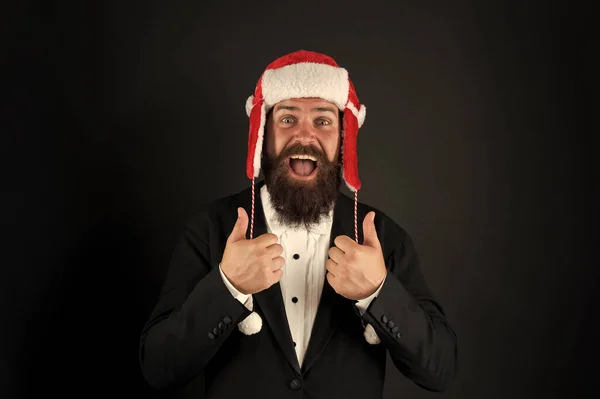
(260, 184), (333, 237)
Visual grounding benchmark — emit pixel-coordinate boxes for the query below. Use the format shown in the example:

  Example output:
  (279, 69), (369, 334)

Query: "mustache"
(277, 143), (329, 164)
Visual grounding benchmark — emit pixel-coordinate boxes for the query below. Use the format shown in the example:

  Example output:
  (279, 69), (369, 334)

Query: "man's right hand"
(220, 207), (284, 295)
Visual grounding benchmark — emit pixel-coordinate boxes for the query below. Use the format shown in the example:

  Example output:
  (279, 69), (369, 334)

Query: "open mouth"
(288, 154), (318, 179)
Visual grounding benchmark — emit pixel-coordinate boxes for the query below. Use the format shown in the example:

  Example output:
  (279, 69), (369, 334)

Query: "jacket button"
(208, 332), (215, 340)
(218, 322), (226, 330)
(381, 315), (388, 323)
(223, 316), (232, 324)
(396, 332), (403, 339)
(290, 378), (302, 390)
(387, 320), (395, 328)
(213, 327), (222, 336)
(391, 326), (399, 334)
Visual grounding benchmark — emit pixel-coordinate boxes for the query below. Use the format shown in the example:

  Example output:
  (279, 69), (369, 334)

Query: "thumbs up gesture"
(326, 211), (387, 300)
(220, 207), (285, 295)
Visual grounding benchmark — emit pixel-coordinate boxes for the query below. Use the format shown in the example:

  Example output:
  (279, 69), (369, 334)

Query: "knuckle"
(347, 249), (357, 261)
(257, 247), (268, 257)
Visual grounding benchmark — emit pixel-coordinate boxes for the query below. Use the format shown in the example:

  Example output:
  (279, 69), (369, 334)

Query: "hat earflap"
(341, 101), (366, 193)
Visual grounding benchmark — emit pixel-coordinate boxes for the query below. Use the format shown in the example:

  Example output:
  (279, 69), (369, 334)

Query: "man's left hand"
(326, 211), (387, 301)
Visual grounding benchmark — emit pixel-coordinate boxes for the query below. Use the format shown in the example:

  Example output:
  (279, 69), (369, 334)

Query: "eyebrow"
(274, 105), (338, 115)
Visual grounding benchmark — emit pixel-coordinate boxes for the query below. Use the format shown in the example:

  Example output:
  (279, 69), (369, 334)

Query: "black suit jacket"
(139, 180), (457, 398)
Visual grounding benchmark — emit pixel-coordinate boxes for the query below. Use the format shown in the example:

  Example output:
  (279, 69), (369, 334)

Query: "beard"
(261, 142), (342, 230)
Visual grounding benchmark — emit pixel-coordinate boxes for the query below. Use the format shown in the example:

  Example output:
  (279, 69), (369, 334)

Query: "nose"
(292, 119), (316, 145)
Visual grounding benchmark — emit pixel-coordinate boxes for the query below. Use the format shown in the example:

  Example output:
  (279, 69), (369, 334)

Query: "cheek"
(324, 133), (341, 162)
(266, 129), (286, 158)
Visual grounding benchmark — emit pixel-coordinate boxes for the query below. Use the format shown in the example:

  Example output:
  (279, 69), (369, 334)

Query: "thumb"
(362, 211), (381, 249)
(228, 207), (249, 243)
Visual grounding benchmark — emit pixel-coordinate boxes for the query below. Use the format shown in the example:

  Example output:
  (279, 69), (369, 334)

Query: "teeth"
(290, 154), (317, 162)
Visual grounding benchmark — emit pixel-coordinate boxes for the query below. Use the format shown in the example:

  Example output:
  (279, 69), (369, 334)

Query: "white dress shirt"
(219, 184), (384, 367)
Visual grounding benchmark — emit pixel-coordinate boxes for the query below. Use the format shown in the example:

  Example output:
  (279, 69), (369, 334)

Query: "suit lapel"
(242, 181), (301, 374)
(301, 192), (356, 375)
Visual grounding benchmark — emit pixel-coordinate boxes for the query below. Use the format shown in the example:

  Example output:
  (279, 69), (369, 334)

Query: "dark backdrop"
(3, 0), (593, 398)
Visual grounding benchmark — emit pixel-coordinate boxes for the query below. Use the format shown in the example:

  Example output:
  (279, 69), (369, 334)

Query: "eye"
(280, 116), (296, 124)
(315, 118), (331, 126)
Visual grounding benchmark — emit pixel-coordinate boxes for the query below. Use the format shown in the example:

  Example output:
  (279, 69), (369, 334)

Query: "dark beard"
(261, 142), (342, 230)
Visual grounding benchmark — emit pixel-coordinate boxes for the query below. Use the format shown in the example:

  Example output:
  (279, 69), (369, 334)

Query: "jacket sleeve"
(138, 217), (252, 390)
(218, 262), (252, 310)
(359, 228), (458, 392)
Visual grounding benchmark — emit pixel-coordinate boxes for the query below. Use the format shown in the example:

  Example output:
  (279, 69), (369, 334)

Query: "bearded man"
(139, 50), (457, 399)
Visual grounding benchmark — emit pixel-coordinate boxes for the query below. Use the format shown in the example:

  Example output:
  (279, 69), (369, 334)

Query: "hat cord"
(250, 177), (255, 239)
(354, 191), (358, 243)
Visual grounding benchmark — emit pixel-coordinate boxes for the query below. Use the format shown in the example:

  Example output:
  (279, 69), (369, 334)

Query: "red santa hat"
(238, 50), (381, 345)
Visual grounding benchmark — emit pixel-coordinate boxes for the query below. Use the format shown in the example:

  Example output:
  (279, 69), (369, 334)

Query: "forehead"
(273, 97), (340, 112)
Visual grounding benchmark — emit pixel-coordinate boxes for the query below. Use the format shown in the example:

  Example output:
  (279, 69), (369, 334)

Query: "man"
(139, 50), (458, 398)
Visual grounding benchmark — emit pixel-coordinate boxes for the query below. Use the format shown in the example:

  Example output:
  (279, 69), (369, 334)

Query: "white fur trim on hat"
(245, 95), (254, 117)
(345, 102), (367, 128)
(261, 62), (350, 111)
(357, 104), (366, 127)
(364, 323), (381, 344)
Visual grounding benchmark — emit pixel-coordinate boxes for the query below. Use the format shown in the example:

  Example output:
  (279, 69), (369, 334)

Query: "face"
(261, 98), (343, 228)
(265, 97), (341, 169)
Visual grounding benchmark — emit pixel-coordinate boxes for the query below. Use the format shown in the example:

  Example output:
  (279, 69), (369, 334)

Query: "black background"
(3, 0), (594, 398)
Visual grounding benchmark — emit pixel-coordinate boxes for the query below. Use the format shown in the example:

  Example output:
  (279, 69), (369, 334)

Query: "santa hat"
(237, 50), (380, 345)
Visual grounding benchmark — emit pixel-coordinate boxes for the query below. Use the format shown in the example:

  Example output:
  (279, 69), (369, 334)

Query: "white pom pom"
(364, 323), (380, 345)
(238, 311), (262, 335)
